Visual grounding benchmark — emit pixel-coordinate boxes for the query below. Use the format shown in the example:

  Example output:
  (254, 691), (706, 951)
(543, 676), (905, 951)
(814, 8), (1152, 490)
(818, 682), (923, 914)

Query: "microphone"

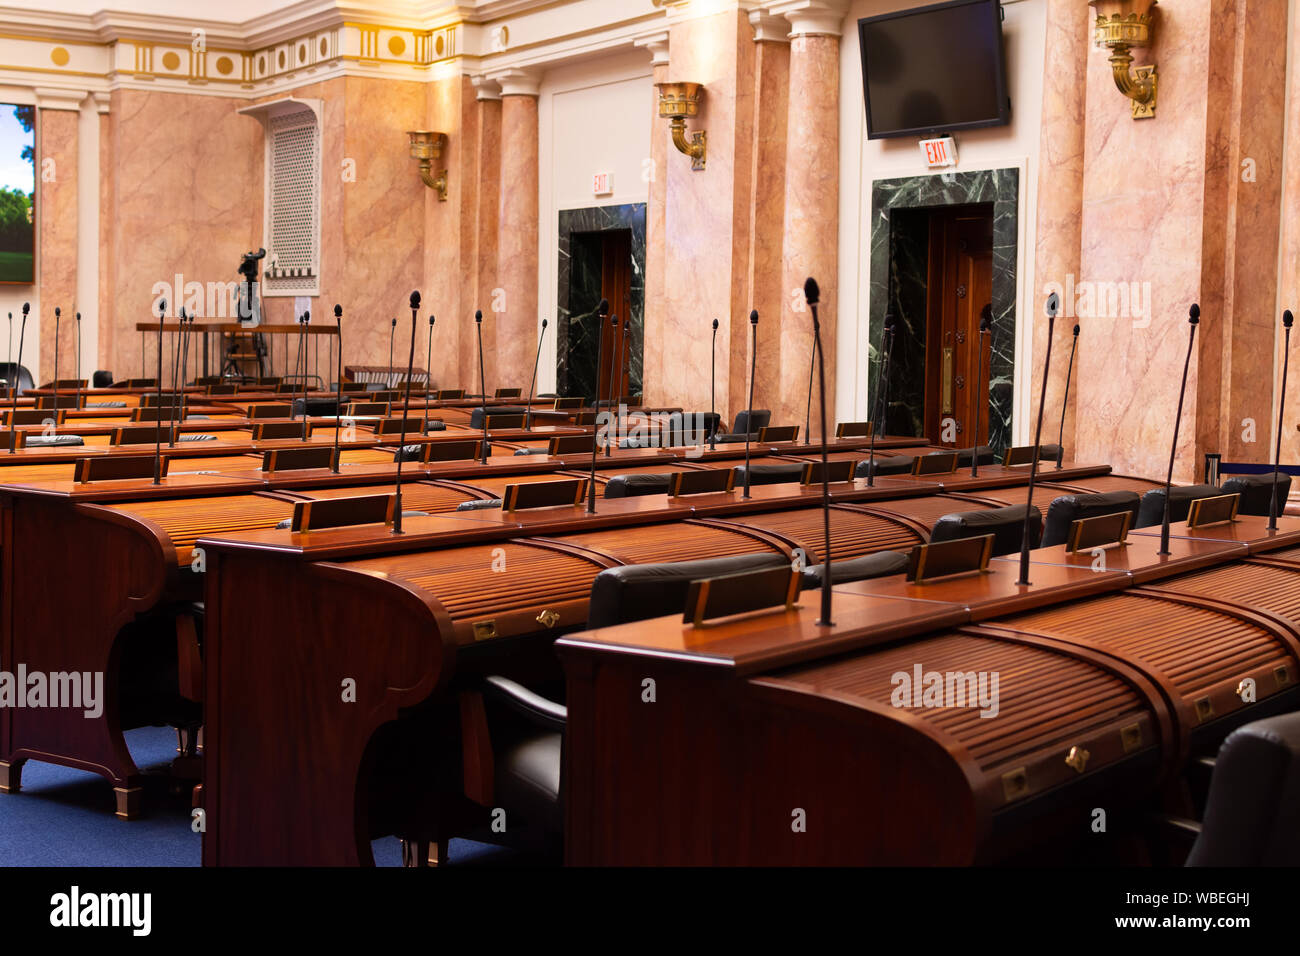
(1017, 292), (1061, 584)
(9, 302), (28, 453)
(1159, 304), (1201, 554)
(299, 310), (311, 441)
(604, 315), (620, 457)
(394, 292), (420, 533)
(1269, 309), (1293, 530)
(972, 305), (992, 478)
(170, 307), (186, 445)
(806, 278), (834, 626)
(525, 318), (548, 429)
(153, 299), (166, 484)
(475, 309), (489, 464)
(866, 316), (896, 487)
(586, 298), (610, 514)
(388, 317), (396, 389)
(74, 312), (82, 416)
(6, 311), (11, 394)
(710, 318), (719, 450)
(332, 304), (343, 474)
(1055, 322), (1080, 469)
(742, 309), (759, 498)
(614, 317), (629, 409)
(53, 306), (61, 398)
(425, 314), (435, 403)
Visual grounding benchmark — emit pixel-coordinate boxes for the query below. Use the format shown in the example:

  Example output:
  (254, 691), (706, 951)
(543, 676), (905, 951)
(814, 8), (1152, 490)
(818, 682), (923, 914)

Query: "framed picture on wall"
(0, 104), (35, 285)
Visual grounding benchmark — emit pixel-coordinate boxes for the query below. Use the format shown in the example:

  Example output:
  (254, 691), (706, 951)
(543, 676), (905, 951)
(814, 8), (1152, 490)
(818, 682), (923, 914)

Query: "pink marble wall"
(37, 109), (78, 385)
(778, 34), (838, 438)
(745, 37), (790, 424)
(474, 96), (502, 388)
(496, 93), (540, 395)
(1276, 5), (1300, 473)
(643, 59), (670, 408)
(101, 89), (262, 382)
(1030, 0), (1089, 458)
(649, 10), (754, 417)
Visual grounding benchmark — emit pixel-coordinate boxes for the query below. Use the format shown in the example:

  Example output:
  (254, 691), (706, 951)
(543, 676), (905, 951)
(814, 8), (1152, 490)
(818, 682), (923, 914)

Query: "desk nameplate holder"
(1003, 445), (1041, 467)
(801, 459), (854, 485)
(292, 493), (395, 532)
(502, 478), (587, 512)
(671, 469), (734, 497)
(683, 565), (800, 627)
(1187, 493), (1240, 530)
(1066, 511), (1132, 553)
(906, 533), (994, 583)
(835, 421), (872, 439)
(912, 451), (959, 477)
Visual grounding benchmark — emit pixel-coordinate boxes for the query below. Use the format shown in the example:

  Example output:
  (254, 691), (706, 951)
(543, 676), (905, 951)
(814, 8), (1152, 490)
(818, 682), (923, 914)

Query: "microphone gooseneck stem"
(1056, 327), (1079, 469)
(299, 314), (310, 441)
(525, 320), (546, 430)
(709, 323), (717, 450)
(868, 326), (895, 488)
(973, 328), (986, 479)
(332, 307), (343, 474)
(812, 306), (833, 627)
(743, 316), (758, 499)
(804, 333), (814, 445)
(1270, 323), (1291, 530)
(11, 311), (27, 453)
(53, 310), (60, 397)
(388, 319), (395, 390)
(604, 317), (620, 457)
(394, 299), (419, 534)
(154, 305), (165, 484)
(425, 317), (434, 404)
(1160, 316), (1199, 554)
(75, 315), (82, 416)
(587, 305), (609, 514)
(615, 322), (629, 409)
(477, 314), (488, 465)
(1018, 309), (1056, 585)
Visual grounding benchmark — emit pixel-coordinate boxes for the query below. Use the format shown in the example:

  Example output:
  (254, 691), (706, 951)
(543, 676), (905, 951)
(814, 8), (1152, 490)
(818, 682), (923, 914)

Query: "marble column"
(1031, 0), (1090, 458)
(493, 69), (540, 394)
(36, 95), (81, 387)
(472, 76), (503, 389)
(745, 11), (790, 425)
(1275, 3), (1300, 473)
(775, 1), (845, 438)
(637, 33), (670, 407)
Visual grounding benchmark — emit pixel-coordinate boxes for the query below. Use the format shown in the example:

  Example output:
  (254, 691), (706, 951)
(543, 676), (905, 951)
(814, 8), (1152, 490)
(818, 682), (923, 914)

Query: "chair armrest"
(482, 675), (567, 732)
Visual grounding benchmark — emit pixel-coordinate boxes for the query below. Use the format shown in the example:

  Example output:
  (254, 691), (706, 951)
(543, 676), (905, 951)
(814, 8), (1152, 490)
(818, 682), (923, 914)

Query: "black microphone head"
(333, 304), (342, 318)
(1188, 303), (1200, 325)
(1045, 292), (1060, 318)
(597, 298), (609, 317)
(541, 318), (548, 329)
(611, 314), (619, 327)
(178, 306), (186, 319)
(158, 300), (166, 315)
(884, 313), (896, 334)
(712, 318), (719, 331)
(410, 291), (420, 310)
(429, 314), (435, 326)
(21, 302), (29, 316)
(1284, 310), (1294, 329)
(391, 317), (397, 328)
(803, 277), (820, 305)
(54, 306), (60, 318)
(475, 309), (483, 323)
(1072, 323), (1080, 336)
(303, 310), (310, 323)
(76, 312), (81, 322)
(749, 310), (758, 325)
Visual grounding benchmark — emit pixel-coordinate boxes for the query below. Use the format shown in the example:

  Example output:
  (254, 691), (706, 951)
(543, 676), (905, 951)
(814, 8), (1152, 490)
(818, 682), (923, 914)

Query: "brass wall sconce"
(1090, 0), (1157, 119)
(656, 82), (706, 171)
(406, 130), (449, 200)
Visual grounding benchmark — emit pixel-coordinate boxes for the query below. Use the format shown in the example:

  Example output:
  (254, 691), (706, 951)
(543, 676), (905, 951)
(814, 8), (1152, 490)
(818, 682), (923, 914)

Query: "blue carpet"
(0, 726), (525, 867)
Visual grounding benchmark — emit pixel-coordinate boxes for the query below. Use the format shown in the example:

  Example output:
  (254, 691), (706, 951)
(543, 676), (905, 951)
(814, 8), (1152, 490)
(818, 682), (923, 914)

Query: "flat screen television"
(858, 0), (1010, 140)
(0, 104), (34, 284)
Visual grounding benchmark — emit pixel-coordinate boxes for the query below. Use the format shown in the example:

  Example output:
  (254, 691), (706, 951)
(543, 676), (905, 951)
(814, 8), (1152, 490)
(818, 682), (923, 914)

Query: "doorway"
(923, 204), (993, 448)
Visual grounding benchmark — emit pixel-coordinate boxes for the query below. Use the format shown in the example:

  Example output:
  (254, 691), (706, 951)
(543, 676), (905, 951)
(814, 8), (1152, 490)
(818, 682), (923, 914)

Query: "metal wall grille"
(266, 111), (319, 294)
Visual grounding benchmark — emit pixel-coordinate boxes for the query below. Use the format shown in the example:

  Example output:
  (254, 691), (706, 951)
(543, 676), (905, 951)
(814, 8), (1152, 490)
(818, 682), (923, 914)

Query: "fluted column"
(36, 91), (83, 387)
(775, 0), (845, 438)
(637, 34), (671, 407)
(492, 68), (540, 393)
(472, 76), (503, 386)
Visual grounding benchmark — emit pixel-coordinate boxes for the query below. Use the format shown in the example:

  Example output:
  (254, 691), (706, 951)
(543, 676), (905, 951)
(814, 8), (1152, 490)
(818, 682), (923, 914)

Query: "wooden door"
(923, 205), (993, 448)
(597, 230), (633, 406)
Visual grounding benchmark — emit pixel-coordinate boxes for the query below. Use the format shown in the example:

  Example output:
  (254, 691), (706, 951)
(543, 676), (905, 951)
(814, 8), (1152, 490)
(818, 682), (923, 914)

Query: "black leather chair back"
(731, 462), (805, 487)
(930, 504), (1042, 556)
(1221, 472), (1293, 516)
(0, 362), (34, 394)
(664, 411), (720, 446)
(800, 551), (908, 589)
(732, 408), (771, 435)
(1135, 484), (1222, 528)
(604, 473), (672, 498)
(1041, 491), (1141, 547)
(1187, 713), (1300, 865)
(469, 405), (527, 429)
(587, 553), (788, 628)
(92, 370), (113, 388)
(854, 454), (916, 478)
(953, 446), (997, 467)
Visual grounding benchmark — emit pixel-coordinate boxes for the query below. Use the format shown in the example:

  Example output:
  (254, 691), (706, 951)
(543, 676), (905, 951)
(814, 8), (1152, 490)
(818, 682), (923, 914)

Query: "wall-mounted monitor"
(858, 0), (1011, 140)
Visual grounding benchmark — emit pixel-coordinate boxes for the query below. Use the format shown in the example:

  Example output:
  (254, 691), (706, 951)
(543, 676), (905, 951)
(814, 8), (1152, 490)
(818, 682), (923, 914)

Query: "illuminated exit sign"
(919, 136), (957, 168)
(592, 172), (613, 196)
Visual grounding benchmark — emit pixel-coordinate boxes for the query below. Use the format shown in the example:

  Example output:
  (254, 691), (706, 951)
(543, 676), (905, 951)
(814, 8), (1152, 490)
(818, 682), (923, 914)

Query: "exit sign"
(592, 172), (613, 196)
(919, 136), (957, 168)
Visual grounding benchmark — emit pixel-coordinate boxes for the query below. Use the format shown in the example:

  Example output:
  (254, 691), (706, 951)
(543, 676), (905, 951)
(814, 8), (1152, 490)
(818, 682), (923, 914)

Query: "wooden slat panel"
(554, 521), (784, 565)
(718, 506), (922, 562)
(104, 494), (295, 564)
(296, 482), (474, 514)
